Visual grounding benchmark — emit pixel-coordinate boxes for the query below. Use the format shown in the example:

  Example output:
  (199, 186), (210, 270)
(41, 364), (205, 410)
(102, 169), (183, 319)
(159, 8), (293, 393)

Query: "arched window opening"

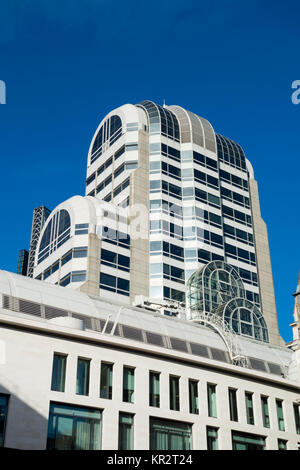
(38, 209), (71, 264)
(91, 115), (122, 164)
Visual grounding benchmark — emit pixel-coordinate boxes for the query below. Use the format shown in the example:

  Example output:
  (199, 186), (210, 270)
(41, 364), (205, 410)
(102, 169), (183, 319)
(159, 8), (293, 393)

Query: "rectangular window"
(276, 399), (285, 431)
(294, 404), (300, 434)
(47, 402), (102, 450)
(245, 392), (255, 425)
(169, 376), (180, 411)
(261, 396), (270, 428)
(207, 426), (218, 450)
(118, 413), (134, 450)
(51, 353), (67, 392)
(228, 388), (238, 422)
(123, 367), (135, 403)
(100, 362), (113, 399)
(278, 439), (287, 450)
(207, 384), (217, 418)
(149, 372), (160, 407)
(0, 395), (9, 448)
(76, 358), (90, 396)
(232, 431), (265, 450)
(189, 380), (199, 414)
(150, 417), (192, 450)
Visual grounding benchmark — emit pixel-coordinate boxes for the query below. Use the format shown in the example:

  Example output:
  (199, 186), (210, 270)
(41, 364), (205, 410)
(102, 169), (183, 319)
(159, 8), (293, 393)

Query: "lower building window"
(276, 399), (285, 431)
(169, 376), (180, 411)
(261, 396), (270, 428)
(76, 358), (90, 396)
(100, 362), (113, 399)
(188, 380), (199, 414)
(118, 413), (134, 450)
(51, 353), (67, 392)
(228, 388), (238, 422)
(232, 431), (265, 450)
(207, 426), (218, 450)
(207, 384), (217, 418)
(123, 367), (135, 403)
(149, 417), (192, 450)
(47, 402), (102, 450)
(294, 404), (300, 434)
(245, 392), (255, 425)
(278, 439), (287, 450)
(149, 372), (160, 407)
(0, 394), (9, 447)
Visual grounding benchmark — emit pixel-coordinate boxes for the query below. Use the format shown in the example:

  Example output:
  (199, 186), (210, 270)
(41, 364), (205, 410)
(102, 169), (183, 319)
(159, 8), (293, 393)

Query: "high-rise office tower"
(27, 206), (51, 278)
(17, 249), (29, 276)
(33, 101), (282, 346)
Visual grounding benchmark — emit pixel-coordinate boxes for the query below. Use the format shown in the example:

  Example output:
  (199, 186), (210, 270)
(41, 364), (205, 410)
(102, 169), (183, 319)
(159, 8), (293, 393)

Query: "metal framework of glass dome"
(187, 261), (269, 344)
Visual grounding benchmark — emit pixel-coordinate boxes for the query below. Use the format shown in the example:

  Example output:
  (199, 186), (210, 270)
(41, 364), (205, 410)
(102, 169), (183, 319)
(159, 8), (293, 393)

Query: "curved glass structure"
(216, 134), (246, 171)
(187, 261), (268, 343)
(214, 298), (269, 343)
(137, 101), (180, 142)
(187, 261), (245, 313)
(38, 209), (71, 264)
(91, 115), (122, 164)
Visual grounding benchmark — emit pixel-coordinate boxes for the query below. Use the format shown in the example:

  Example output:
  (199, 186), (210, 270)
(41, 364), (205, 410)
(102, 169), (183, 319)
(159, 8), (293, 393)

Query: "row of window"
(150, 263), (185, 284)
(101, 226), (130, 248)
(150, 181), (223, 211)
(87, 144), (127, 188)
(149, 200), (222, 232)
(220, 186), (250, 209)
(224, 223), (254, 246)
(225, 243), (256, 266)
(51, 355), (300, 436)
(222, 204), (252, 227)
(219, 168), (249, 191)
(150, 180), (182, 200)
(150, 160), (181, 181)
(36, 247), (88, 281)
(60, 271), (86, 286)
(100, 273), (130, 296)
(100, 249), (130, 272)
(150, 199), (182, 218)
(1, 392), (298, 450)
(150, 240), (183, 260)
(190, 150), (218, 171)
(193, 169), (219, 190)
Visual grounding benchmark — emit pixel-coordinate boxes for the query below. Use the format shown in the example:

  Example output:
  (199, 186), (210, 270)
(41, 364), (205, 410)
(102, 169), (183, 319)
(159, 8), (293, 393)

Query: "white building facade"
(0, 271), (299, 450)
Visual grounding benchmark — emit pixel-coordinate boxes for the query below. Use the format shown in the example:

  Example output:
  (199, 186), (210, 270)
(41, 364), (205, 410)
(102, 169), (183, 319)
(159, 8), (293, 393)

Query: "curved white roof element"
(87, 103), (148, 167)
(0, 269), (93, 315)
(167, 105), (217, 153)
(34, 195), (125, 277)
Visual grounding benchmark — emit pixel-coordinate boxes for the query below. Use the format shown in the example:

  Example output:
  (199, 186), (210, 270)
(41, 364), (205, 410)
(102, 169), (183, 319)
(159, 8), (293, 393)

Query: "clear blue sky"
(0, 0), (299, 342)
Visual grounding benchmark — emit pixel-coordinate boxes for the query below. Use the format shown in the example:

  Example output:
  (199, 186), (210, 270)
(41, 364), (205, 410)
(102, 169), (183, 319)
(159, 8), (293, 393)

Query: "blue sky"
(0, 0), (299, 342)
